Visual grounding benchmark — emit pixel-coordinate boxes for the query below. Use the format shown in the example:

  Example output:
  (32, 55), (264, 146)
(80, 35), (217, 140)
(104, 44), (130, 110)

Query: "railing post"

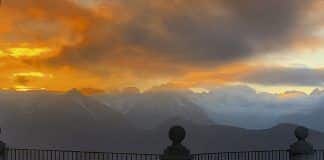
(0, 128), (6, 160)
(289, 126), (315, 160)
(161, 126), (191, 160)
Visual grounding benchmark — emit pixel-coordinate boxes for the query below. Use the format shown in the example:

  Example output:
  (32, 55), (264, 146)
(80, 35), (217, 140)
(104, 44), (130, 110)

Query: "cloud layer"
(190, 85), (324, 130)
(242, 67), (324, 86)
(0, 0), (323, 91)
(48, 0), (317, 67)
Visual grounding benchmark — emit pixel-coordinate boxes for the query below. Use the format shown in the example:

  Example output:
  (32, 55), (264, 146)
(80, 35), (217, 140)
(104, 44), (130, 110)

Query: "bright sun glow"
(13, 72), (48, 78)
(190, 88), (210, 94)
(0, 50), (6, 57)
(14, 85), (47, 92)
(6, 47), (51, 58)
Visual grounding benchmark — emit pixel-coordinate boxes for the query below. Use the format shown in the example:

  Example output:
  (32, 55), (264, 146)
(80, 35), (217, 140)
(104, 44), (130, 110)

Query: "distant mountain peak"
(310, 88), (324, 96)
(121, 87), (140, 95)
(66, 88), (84, 97)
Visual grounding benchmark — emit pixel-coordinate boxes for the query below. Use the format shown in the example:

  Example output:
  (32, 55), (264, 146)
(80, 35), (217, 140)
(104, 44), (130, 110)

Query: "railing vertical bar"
(17, 150), (22, 160)
(4, 149), (7, 160)
(19, 149), (22, 160)
(16, 149), (18, 160)
(33, 149), (35, 160)
(8, 149), (11, 160)
(46, 150), (48, 160)
(23, 149), (25, 160)
(25, 149), (28, 160)
(49, 150), (53, 160)
(30, 150), (35, 160)
(248, 151), (250, 160)
(22, 149), (25, 160)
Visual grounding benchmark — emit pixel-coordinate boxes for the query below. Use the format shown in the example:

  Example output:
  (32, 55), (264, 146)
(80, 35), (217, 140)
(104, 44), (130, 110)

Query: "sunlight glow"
(259, 50), (324, 68)
(0, 50), (6, 57)
(7, 47), (51, 58)
(13, 72), (49, 78)
(14, 85), (47, 92)
(190, 88), (210, 94)
(247, 83), (317, 95)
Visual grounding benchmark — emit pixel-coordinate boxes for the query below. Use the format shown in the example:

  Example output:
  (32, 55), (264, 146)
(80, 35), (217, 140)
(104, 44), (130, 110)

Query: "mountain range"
(0, 86), (324, 152)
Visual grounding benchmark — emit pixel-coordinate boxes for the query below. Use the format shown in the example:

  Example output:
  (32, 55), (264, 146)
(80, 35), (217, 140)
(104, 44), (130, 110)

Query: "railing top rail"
(191, 149), (290, 155)
(9, 148), (322, 155)
(6, 148), (324, 154)
(5, 148), (161, 155)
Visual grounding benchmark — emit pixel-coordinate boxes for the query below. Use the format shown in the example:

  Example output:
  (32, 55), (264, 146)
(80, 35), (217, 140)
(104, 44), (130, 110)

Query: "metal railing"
(2, 148), (324, 160)
(192, 150), (290, 160)
(191, 150), (324, 160)
(3, 148), (161, 160)
(0, 126), (321, 160)
(315, 150), (324, 160)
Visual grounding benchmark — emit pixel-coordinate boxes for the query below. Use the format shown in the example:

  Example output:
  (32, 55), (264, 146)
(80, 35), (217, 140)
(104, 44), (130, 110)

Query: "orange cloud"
(166, 63), (255, 88)
(0, 0), (323, 92)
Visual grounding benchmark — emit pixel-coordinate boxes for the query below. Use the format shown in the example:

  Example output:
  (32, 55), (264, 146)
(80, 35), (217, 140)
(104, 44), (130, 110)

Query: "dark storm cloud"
(48, 0), (315, 68)
(126, 0), (308, 63)
(242, 67), (324, 86)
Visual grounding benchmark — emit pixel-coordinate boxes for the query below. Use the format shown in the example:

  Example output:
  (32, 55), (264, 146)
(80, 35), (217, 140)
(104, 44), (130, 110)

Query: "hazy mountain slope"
(0, 90), (136, 150)
(95, 90), (212, 129)
(189, 86), (324, 131)
(1, 90), (324, 152)
(125, 121), (324, 153)
(280, 106), (324, 132)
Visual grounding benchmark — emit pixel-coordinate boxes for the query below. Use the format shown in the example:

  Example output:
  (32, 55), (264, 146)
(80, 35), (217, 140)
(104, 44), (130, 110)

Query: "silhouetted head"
(169, 126), (186, 145)
(295, 126), (308, 140)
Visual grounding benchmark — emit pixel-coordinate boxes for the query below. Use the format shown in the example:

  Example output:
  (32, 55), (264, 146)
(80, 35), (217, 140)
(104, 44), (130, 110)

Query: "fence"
(315, 150), (324, 160)
(3, 149), (324, 160)
(3, 149), (160, 160)
(192, 150), (290, 160)
(0, 126), (320, 160)
(192, 150), (324, 160)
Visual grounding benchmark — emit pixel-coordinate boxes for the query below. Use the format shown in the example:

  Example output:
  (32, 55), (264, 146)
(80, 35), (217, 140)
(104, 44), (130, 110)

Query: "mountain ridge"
(1, 89), (324, 152)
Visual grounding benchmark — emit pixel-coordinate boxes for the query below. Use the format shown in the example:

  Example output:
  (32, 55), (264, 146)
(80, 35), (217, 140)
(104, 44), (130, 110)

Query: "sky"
(0, 0), (323, 93)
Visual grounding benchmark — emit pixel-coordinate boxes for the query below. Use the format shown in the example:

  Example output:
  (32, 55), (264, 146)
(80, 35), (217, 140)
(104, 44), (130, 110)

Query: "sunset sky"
(0, 0), (323, 93)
